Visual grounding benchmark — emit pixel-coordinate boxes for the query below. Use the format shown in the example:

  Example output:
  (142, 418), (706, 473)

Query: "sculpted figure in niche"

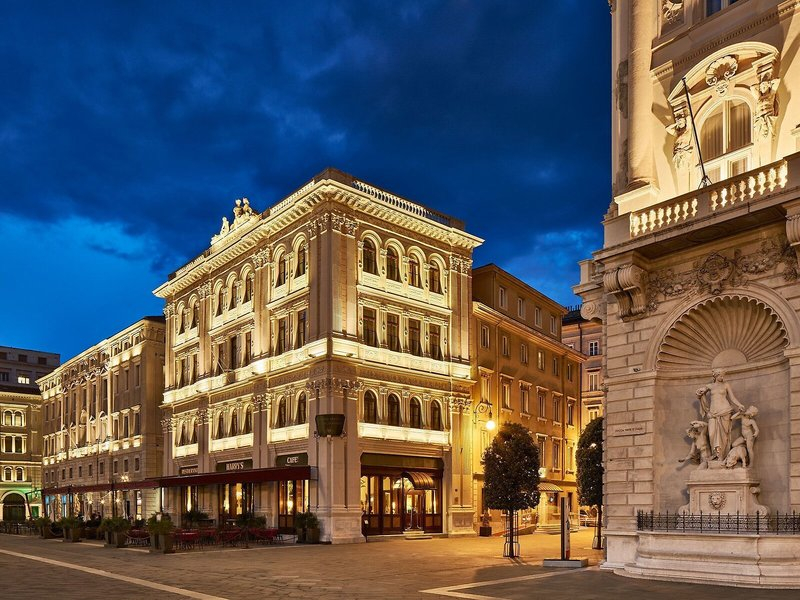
(732, 405), (759, 466)
(696, 370), (745, 461)
(678, 420), (712, 469)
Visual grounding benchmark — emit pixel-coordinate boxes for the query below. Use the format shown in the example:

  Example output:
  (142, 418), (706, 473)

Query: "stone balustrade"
(629, 159), (789, 238)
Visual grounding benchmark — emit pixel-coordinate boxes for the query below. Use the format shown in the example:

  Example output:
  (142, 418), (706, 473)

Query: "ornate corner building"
(153, 168), (482, 542)
(0, 347), (59, 521)
(39, 318), (166, 520)
(577, 0), (800, 587)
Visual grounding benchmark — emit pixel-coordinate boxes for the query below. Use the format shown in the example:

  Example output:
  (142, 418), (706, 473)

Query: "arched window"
(216, 413), (225, 439)
(16, 467), (23, 481)
(296, 393), (307, 424)
(386, 248), (400, 282)
(191, 302), (199, 328)
(295, 245), (307, 277)
(243, 276), (253, 303)
(216, 287), (224, 316)
(14, 411), (23, 427)
(228, 281), (238, 309)
(410, 398), (422, 428)
(276, 253), (288, 286)
(3, 467), (10, 481)
(3, 411), (12, 426)
(276, 399), (287, 428)
(429, 262), (442, 294)
(190, 419), (198, 444)
(242, 407), (253, 434)
(409, 257), (421, 288)
(178, 309), (186, 334)
(701, 99), (751, 182)
(364, 391), (378, 424)
(431, 401), (443, 431)
(363, 239), (378, 275)
(177, 423), (186, 446)
(230, 410), (239, 436)
(388, 394), (401, 427)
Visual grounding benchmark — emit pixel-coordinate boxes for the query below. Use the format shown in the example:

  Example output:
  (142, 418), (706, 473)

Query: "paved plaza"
(0, 529), (794, 599)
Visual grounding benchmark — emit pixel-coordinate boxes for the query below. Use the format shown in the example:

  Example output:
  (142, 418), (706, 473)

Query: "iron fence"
(637, 510), (800, 535)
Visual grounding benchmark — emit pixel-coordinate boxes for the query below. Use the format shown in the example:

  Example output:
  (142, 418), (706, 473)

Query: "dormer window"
(700, 98), (751, 182)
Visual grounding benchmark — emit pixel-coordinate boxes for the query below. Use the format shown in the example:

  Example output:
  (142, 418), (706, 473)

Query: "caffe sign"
(215, 459), (253, 473)
(276, 453), (308, 467)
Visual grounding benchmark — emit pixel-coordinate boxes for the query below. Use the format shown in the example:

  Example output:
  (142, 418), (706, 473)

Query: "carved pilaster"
(787, 214), (800, 264)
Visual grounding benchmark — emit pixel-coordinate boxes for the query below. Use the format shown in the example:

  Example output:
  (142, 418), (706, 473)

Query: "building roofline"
(472, 263), (568, 315)
(0, 345), (61, 359)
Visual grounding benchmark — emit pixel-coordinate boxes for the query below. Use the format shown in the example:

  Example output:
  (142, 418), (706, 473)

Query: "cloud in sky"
(0, 0), (610, 358)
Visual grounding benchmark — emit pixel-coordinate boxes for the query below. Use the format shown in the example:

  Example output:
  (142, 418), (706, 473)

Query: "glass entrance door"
(404, 490), (424, 531)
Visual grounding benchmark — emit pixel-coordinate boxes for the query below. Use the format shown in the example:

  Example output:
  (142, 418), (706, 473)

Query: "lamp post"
(473, 398), (495, 431)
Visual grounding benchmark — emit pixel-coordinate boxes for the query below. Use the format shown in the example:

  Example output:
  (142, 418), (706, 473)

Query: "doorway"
(405, 490), (425, 530)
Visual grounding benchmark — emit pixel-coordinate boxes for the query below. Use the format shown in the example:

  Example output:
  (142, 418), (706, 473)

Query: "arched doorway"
(2, 493), (26, 522)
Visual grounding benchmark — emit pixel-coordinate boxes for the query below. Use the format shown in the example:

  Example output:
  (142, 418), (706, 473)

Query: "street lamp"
(474, 398), (495, 431)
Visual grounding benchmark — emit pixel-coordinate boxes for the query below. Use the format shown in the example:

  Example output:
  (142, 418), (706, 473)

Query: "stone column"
(447, 397), (476, 535)
(626, 0), (655, 188)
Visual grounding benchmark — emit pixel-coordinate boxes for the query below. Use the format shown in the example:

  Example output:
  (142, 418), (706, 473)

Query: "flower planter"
(63, 527), (81, 543)
(40, 527), (55, 539)
(105, 531), (128, 548)
(149, 534), (160, 552)
(306, 527), (320, 544)
(158, 532), (174, 554)
(295, 528), (306, 543)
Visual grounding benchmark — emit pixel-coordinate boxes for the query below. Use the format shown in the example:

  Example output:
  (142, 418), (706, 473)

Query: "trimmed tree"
(577, 416), (604, 549)
(482, 422), (540, 558)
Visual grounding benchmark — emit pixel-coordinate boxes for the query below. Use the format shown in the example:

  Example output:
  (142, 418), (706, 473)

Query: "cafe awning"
(156, 465), (316, 488)
(538, 483), (563, 493)
(403, 471), (436, 490)
(41, 479), (160, 495)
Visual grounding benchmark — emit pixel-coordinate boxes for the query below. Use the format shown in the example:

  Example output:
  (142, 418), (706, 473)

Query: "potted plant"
(35, 516), (54, 539)
(60, 516), (82, 542)
(103, 517), (131, 548)
(182, 508), (209, 528)
(147, 513), (174, 554)
(294, 511), (307, 543)
(304, 512), (321, 544)
(479, 512), (492, 537)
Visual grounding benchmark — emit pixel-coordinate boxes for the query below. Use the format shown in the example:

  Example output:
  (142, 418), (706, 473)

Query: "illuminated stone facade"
(39, 318), (165, 520)
(0, 346), (59, 520)
(471, 265), (583, 531)
(154, 168), (481, 542)
(562, 309), (604, 426)
(577, 0), (800, 587)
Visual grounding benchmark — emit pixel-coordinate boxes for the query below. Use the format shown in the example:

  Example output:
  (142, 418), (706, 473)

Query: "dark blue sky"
(1, 1), (610, 360)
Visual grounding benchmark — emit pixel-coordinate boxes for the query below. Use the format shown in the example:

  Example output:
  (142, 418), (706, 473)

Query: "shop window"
(410, 398), (422, 429)
(364, 391), (378, 424)
(363, 239), (378, 275)
(386, 247), (401, 281)
(387, 395), (401, 427)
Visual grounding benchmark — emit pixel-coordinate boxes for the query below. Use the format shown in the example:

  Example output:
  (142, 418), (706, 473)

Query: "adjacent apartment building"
(471, 265), (584, 530)
(154, 168), (482, 542)
(39, 317), (165, 520)
(562, 308), (603, 426)
(0, 346), (59, 520)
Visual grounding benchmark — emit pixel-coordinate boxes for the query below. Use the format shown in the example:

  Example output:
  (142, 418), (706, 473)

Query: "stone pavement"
(0, 529), (793, 599)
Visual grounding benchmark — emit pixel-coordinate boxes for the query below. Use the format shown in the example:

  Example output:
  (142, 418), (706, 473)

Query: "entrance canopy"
(157, 465), (316, 488)
(538, 483), (563, 493)
(403, 471), (436, 490)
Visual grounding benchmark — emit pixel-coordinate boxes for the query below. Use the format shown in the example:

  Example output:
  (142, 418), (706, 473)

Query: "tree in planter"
(102, 517), (131, 548)
(59, 516), (82, 542)
(304, 512), (320, 544)
(577, 416), (604, 550)
(147, 513), (175, 554)
(182, 508), (209, 528)
(294, 511), (307, 543)
(482, 422), (540, 558)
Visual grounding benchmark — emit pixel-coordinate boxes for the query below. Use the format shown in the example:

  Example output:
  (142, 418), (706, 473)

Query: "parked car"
(579, 508), (598, 527)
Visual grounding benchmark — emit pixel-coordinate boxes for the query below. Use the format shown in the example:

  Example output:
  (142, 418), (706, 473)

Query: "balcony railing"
(629, 159), (789, 238)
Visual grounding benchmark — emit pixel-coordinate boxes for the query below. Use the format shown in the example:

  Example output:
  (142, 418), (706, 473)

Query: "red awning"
(156, 465), (316, 488)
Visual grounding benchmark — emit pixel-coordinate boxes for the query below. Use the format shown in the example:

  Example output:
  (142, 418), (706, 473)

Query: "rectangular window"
(88, 464), (92, 477)
(588, 341), (600, 356)
(113, 460), (119, 474)
(124, 459), (129, 473)
(363, 308), (378, 347)
(567, 402), (575, 426)
(277, 318), (287, 355)
(135, 456), (140, 471)
(38, 356), (47, 365)
(17, 372), (30, 385)
(135, 364), (141, 387)
(229, 335), (239, 369)
(134, 411), (140, 435)
(296, 310), (307, 348)
(0, 371), (8, 382)
(589, 407), (600, 422)
(429, 324), (443, 361)
(481, 376), (491, 403)
(409, 319), (422, 356)
(550, 315), (557, 335)
(567, 363), (573, 381)
(18, 354), (27, 363)
(521, 387), (530, 414)
(534, 307), (542, 327)
(124, 368), (130, 391)
(69, 467), (73, 479)
(537, 436), (546, 466)
(537, 350), (545, 371)
(387, 314), (401, 352)
(520, 344), (528, 365)
(538, 390), (546, 418)
(517, 297), (525, 318)
(553, 396), (562, 423)
(78, 466), (82, 478)
(567, 446), (574, 472)
(706, 0), (739, 17)
(480, 325), (490, 348)
(498, 286), (507, 309)
(501, 335), (509, 357)
(552, 440), (561, 470)
(501, 380), (511, 409)
(243, 332), (252, 366)
(588, 371), (600, 392)
(552, 357), (560, 376)
(99, 461), (105, 475)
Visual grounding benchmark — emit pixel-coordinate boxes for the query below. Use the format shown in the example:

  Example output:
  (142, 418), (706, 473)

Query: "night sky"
(1, 1), (610, 360)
